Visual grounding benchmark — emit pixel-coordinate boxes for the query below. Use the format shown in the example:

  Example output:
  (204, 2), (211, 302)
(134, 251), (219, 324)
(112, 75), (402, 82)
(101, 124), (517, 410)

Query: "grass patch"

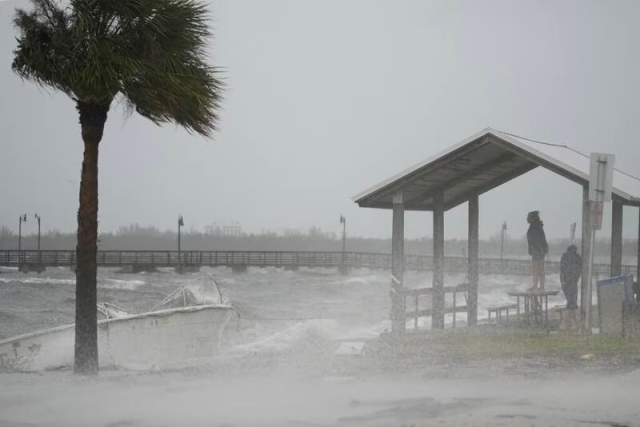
(376, 327), (640, 361)
(438, 331), (640, 359)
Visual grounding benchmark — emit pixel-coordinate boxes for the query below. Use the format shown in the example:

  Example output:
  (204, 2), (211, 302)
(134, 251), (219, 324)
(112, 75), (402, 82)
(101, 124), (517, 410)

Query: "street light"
(339, 215), (346, 270)
(339, 215), (346, 251)
(34, 213), (42, 251)
(18, 213), (27, 252)
(500, 221), (507, 261)
(178, 215), (184, 267)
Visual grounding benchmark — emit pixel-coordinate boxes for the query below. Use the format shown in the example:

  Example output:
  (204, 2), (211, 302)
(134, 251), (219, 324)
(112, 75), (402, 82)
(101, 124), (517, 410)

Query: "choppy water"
(4, 266), (637, 427)
(0, 265), (565, 344)
(0, 265), (567, 375)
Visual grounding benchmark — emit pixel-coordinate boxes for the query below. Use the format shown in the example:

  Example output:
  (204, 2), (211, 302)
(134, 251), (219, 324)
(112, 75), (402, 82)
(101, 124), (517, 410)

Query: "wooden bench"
(402, 282), (469, 329)
(487, 303), (517, 322)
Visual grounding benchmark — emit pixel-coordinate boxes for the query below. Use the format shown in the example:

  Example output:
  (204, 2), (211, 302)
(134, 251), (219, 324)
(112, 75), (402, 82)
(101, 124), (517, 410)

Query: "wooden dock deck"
(0, 250), (631, 276)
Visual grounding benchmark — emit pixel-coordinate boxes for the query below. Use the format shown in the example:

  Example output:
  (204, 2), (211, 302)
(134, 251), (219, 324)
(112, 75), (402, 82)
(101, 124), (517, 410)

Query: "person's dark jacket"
(527, 222), (548, 258)
(561, 248), (582, 285)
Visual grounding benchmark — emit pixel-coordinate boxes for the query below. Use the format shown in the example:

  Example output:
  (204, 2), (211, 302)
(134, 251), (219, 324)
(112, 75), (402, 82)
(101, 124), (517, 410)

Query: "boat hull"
(0, 305), (234, 372)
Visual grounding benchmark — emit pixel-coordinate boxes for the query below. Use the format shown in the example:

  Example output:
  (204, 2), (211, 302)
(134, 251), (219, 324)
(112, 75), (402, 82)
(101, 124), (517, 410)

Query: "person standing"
(527, 211), (548, 290)
(560, 245), (582, 330)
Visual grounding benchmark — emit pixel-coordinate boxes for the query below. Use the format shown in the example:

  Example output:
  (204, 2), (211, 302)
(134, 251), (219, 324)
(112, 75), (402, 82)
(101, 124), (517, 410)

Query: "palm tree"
(12, 0), (222, 375)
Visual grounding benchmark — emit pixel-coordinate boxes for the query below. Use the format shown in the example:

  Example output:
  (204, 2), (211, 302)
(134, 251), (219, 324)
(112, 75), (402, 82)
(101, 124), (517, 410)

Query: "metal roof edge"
(488, 129), (635, 201)
(353, 127), (639, 207)
(351, 127), (494, 203)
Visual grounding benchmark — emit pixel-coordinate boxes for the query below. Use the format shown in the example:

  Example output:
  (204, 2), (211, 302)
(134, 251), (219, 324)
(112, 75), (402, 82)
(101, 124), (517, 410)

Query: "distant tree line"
(0, 223), (636, 262)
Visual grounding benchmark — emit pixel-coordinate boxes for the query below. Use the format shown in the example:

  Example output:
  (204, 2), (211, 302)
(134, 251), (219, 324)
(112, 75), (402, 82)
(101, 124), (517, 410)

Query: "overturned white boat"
(0, 276), (235, 372)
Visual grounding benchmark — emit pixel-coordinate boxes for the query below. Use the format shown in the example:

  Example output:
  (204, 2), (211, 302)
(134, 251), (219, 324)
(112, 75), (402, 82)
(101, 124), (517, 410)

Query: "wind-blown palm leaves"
(12, 0), (223, 374)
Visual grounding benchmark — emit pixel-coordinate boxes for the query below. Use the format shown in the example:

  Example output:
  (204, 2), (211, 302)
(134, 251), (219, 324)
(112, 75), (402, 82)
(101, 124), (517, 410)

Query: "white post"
(580, 187), (590, 327)
(584, 153), (615, 333)
(585, 225), (596, 332)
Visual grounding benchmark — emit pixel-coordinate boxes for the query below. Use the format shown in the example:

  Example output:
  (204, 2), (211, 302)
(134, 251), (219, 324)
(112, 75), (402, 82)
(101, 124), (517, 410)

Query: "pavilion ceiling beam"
(364, 137), (492, 206)
(403, 151), (520, 209)
(430, 151), (519, 193)
(444, 163), (539, 211)
(401, 188), (640, 212)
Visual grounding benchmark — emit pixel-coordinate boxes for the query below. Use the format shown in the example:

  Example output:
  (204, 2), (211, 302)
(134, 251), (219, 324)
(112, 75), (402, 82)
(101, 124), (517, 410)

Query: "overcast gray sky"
(1, 0), (640, 240)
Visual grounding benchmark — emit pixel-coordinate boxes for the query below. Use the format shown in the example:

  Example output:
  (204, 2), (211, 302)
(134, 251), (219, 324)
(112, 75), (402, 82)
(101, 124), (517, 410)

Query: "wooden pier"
(0, 250), (632, 276)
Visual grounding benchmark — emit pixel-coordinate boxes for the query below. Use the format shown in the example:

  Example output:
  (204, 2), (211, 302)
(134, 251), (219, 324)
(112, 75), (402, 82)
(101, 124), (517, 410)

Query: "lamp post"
(34, 213), (42, 266)
(178, 215), (184, 269)
(339, 215), (346, 253)
(339, 215), (346, 273)
(18, 213), (27, 266)
(570, 222), (576, 245)
(500, 221), (507, 261)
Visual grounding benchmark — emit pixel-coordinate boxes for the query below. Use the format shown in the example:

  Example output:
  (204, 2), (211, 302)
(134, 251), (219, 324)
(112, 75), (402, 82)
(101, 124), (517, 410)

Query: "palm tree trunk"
(74, 100), (110, 375)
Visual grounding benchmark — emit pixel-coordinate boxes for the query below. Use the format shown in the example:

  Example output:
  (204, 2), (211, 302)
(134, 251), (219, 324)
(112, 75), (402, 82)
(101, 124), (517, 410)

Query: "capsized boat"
(0, 276), (235, 372)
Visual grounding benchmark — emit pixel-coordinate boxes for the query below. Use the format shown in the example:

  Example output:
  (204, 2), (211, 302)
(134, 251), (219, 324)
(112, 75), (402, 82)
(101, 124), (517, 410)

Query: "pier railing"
(0, 250), (634, 277)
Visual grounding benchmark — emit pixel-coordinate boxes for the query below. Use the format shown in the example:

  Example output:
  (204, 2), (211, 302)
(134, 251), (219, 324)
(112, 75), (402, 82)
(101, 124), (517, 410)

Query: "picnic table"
(507, 289), (560, 324)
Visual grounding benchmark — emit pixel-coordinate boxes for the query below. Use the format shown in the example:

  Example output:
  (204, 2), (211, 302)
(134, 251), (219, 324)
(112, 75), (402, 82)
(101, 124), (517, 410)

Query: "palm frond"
(12, 0), (223, 137)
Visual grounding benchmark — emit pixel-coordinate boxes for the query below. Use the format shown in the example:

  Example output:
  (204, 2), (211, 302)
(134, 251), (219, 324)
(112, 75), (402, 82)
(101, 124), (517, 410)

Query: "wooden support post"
(391, 192), (406, 334)
(611, 201), (623, 277)
(468, 194), (479, 326)
(432, 191), (445, 329)
(580, 185), (591, 327)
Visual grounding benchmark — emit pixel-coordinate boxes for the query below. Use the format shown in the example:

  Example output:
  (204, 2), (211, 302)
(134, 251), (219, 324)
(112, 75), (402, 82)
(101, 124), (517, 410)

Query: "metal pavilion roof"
(353, 128), (640, 211)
